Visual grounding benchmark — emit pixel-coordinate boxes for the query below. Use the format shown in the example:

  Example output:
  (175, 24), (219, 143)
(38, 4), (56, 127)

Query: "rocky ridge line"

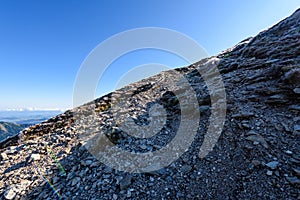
(0, 8), (299, 200)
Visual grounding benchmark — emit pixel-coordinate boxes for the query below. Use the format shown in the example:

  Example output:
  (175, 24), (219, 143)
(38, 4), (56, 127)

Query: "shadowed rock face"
(0, 9), (300, 200)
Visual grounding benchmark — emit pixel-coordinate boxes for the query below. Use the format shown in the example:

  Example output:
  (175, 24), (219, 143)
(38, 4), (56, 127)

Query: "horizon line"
(0, 108), (69, 112)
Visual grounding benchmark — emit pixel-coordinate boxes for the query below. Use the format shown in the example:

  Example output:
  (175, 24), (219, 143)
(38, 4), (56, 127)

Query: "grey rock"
(266, 161), (279, 170)
(140, 144), (147, 150)
(285, 150), (293, 155)
(285, 68), (300, 87)
(294, 124), (300, 132)
(266, 171), (273, 176)
(181, 165), (192, 173)
(127, 190), (132, 198)
(5, 146), (17, 154)
(52, 176), (60, 184)
(1, 152), (8, 160)
(119, 175), (132, 190)
(199, 105), (210, 113)
(293, 88), (300, 94)
(266, 94), (288, 104)
(67, 172), (75, 180)
(290, 158), (300, 164)
(232, 112), (254, 119)
(4, 188), (16, 200)
(246, 134), (269, 148)
(289, 105), (300, 111)
(3, 180), (31, 199)
(286, 176), (300, 184)
(292, 168), (300, 176)
(252, 160), (261, 166)
(81, 159), (93, 166)
(31, 154), (40, 160)
(71, 177), (81, 186)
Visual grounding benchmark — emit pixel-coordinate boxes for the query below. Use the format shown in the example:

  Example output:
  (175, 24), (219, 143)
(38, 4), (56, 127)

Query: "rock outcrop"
(0, 8), (299, 199)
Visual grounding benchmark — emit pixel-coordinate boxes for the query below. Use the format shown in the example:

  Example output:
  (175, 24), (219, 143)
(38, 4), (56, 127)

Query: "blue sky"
(0, 0), (299, 110)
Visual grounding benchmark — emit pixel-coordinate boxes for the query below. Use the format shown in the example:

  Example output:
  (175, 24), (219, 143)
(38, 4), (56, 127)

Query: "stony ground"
(0, 9), (299, 200)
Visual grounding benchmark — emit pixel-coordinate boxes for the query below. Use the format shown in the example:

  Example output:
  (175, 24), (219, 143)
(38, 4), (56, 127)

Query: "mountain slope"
(0, 8), (299, 199)
(0, 122), (27, 143)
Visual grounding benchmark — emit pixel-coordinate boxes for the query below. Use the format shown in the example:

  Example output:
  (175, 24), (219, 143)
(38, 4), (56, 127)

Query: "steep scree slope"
(0, 9), (299, 200)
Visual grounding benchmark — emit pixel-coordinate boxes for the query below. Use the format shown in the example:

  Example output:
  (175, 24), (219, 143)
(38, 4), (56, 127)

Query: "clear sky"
(0, 0), (299, 110)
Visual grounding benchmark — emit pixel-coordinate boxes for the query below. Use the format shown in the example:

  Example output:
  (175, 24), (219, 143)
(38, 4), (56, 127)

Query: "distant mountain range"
(0, 110), (62, 143)
(0, 122), (28, 142)
(0, 110), (62, 125)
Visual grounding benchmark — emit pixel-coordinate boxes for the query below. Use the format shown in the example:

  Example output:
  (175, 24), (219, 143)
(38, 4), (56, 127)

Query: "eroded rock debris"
(0, 8), (300, 200)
